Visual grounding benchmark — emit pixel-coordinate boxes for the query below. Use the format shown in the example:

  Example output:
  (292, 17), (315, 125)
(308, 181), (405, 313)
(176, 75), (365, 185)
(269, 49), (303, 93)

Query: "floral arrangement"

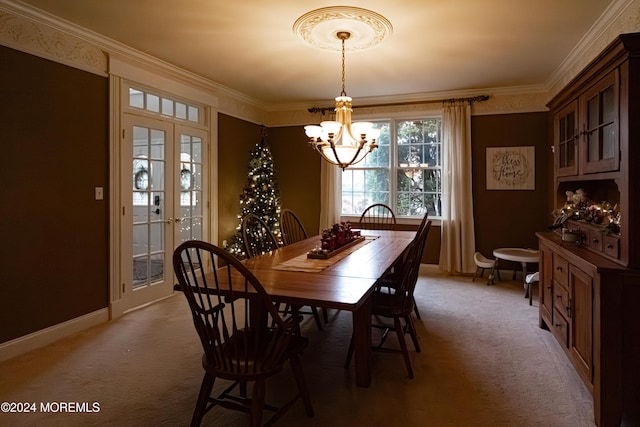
(551, 188), (621, 234)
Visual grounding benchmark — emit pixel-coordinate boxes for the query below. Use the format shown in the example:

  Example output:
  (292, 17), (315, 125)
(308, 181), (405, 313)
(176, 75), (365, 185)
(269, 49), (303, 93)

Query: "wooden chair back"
(385, 217), (432, 314)
(173, 240), (297, 378)
(279, 208), (308, 245)
(241, 213), (280, 258)
(173, 240), (314, 425)
(359, 203), (397, 230)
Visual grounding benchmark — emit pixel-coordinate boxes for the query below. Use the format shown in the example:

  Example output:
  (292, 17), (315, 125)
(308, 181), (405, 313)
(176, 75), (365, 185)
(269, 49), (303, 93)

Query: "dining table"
(237, 229), (416, 388)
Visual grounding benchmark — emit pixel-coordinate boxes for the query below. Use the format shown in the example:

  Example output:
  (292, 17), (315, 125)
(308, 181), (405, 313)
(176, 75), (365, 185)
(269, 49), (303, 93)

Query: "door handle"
(164, 217), (182, 224)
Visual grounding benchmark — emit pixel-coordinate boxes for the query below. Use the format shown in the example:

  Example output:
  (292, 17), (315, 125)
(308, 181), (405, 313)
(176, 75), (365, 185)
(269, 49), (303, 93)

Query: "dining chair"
(279, 208), (308, 246)
(241, 213), (280, 258)
(244, 212), (325, 330)
(358, 203), (397, 230)
(345, 217), (432, 379)
(173, 240), (314, 427)
(381, 212), (429, 320)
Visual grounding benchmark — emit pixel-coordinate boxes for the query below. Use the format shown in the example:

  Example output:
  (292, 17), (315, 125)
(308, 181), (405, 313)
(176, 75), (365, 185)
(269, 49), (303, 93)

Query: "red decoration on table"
(321, 222), (360, 251)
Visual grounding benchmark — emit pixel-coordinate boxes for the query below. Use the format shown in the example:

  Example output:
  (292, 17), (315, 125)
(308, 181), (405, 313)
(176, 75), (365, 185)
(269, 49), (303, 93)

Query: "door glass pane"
(588, 132), (600, 163)
(147, 253), (164, 284)
(161, 98), (174, 116)
(602, 123), (615, 159)
(188, 105), (199, 123)
(178, 133), (204, 244)
(151, 160), (165, 190)
(567, 139), (575, 167)
(129, 89), (144, 108)
(132, 125), (166, 289)
(133, 224), (148, 257)
(602, 86), (615, 123)
(559, 116), (567, 142)
(566, 113), (575, 167)
(587, 96), (599, 130)
(147, 94), (160, 113)
(176, 102), (187, 119)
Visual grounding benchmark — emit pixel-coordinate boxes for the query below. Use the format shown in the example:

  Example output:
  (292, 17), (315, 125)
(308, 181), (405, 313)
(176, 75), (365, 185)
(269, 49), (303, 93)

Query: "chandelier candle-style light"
(304, 31), (380, 169)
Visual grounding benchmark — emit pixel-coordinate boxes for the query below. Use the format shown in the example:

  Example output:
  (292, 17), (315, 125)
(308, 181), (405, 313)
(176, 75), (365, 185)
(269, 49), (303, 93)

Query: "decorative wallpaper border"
(0, 10), (107, 76)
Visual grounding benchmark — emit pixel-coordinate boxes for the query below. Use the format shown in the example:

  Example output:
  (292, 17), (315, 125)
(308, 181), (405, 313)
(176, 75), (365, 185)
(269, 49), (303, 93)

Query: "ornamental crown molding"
(546, 0), (640, 100)
(0, 9), (107, 76)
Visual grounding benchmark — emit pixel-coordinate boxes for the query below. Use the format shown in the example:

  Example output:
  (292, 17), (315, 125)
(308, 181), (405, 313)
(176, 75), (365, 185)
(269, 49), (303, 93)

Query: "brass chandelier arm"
(308, 95), (490, 115)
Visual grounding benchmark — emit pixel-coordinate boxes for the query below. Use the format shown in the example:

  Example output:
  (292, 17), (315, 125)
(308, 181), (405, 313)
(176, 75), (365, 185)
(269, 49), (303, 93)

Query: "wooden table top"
(242, 230), (416, 311)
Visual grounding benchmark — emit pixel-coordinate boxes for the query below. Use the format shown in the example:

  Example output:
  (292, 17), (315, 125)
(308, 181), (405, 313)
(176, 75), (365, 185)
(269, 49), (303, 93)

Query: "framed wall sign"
(486, 146), (535, 190)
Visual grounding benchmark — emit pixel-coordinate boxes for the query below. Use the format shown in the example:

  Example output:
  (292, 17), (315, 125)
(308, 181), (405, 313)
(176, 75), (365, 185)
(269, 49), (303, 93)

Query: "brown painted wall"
(267, 127), (321, 236)
(0, 46), (109, 343)
(471, 112), (551, 265)
(217, 114), (263, 247)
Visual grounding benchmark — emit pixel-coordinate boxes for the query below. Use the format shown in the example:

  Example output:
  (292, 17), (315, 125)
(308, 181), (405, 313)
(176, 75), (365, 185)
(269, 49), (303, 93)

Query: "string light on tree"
(226, 130), (282, 258)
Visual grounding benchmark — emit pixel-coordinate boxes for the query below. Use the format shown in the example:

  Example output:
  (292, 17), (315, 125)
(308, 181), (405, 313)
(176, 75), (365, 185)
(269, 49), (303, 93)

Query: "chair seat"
(371, 287), (413, 317)
(474, 252), (495, 269)
(526, 271), (539, 284)
(205, 330), (309, 380)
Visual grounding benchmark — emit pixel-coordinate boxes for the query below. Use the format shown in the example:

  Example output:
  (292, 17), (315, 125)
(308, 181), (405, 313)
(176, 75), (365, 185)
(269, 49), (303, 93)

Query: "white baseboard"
(0, 308), (109, 363)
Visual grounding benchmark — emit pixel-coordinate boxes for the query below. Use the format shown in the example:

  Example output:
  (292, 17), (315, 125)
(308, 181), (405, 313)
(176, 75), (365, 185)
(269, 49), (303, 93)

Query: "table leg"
(522, 262), (528, 299)
(487, 259), (497, 286)
(352, 296), (373, 387)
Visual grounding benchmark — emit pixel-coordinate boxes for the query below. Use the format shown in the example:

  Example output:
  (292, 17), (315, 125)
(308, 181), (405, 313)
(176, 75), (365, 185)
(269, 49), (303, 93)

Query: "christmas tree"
(226, 131), (282, 258)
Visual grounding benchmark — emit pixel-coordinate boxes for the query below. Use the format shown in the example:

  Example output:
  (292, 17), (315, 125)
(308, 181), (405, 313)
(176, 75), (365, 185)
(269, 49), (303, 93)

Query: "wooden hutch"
(538, 33), (640, 427)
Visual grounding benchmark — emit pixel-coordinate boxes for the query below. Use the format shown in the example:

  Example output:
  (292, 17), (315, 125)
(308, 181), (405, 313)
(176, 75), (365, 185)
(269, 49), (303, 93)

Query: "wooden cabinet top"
(537, 232), (628, 274)
(547, 33), (640, 111)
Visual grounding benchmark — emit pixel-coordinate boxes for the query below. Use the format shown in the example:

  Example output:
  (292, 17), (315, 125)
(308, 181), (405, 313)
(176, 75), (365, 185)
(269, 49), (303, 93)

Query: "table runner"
(273, 235), (379, 273)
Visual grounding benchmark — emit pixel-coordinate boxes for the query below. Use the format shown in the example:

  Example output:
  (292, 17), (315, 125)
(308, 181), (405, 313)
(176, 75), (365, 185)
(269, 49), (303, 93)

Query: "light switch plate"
(95, 186), (104, 200)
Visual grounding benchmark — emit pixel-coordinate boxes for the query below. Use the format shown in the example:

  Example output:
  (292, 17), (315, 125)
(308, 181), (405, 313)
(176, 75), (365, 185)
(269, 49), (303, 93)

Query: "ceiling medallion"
(293, 6), (393, 51)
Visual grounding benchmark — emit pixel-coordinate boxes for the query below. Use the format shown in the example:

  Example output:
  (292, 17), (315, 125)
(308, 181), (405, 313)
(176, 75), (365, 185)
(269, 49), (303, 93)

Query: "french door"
(120, 114), (207, 311)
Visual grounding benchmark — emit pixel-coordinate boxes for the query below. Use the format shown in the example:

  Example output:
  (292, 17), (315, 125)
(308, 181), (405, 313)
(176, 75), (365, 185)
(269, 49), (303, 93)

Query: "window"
(128, 87), (201, 124)
(341, 117), (442, 219)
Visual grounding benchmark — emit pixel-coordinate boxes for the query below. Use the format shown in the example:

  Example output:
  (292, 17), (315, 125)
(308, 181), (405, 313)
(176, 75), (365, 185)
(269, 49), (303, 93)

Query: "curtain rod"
(308, 95), (490, 115)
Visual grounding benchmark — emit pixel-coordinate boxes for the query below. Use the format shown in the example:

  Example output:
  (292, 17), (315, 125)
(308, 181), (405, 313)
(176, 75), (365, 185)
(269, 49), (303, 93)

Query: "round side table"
(492, 248), (540, 302)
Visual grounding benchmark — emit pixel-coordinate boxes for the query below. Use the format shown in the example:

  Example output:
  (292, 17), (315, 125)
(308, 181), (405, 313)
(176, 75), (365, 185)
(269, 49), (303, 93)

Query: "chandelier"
(304, 31), (380, 170)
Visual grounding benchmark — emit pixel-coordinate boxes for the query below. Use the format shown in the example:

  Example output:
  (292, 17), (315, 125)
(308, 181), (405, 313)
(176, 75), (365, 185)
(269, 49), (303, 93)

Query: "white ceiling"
(15, 0), (616, 108)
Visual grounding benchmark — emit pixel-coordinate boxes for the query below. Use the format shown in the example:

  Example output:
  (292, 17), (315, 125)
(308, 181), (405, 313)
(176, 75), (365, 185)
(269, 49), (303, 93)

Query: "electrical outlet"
(95, 187), (104, 200)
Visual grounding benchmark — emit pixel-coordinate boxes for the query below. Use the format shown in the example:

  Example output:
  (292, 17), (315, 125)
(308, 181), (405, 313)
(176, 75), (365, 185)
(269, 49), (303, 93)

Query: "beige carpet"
(0, 266), (595, 427)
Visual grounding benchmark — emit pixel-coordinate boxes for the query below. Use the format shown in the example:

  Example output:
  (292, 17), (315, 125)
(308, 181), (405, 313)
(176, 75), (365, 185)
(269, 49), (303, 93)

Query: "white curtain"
(319, 161), (342, 233)
(439, 101), (476, 274)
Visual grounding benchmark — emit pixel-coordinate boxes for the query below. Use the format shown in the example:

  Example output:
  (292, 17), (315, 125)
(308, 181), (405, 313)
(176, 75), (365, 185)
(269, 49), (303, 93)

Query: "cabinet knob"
(607, 244), (614, 249)
(593, 239), (599, 244)
(556, 266), (563, 271)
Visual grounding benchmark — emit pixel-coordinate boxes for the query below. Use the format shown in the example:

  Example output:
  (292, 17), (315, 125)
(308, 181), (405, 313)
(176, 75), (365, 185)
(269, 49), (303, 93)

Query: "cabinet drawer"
(603, 234), (620, 259)
(552, 308), (569, 347)
(553, 253), (569, 288)
(584, 228), (603, 252)
(554, 284), (570, 319)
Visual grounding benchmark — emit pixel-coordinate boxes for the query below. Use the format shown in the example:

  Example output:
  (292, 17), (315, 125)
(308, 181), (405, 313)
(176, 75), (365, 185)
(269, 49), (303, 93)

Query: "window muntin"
(341, 117), (442, 218)
(128, 87), (202, 124)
